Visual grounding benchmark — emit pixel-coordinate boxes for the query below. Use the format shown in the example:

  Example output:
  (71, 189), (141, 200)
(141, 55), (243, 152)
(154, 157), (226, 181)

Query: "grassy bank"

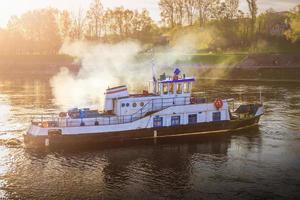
(196, 67), (300, 82)
(1, 52), (298, 68)
(175, 52), (300, 68)
(0, 54), (78, 78)
(188, 53), (246, 66)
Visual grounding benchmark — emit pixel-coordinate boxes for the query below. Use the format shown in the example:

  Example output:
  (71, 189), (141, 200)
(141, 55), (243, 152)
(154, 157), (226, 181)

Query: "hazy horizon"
(0, 0), (299, 28)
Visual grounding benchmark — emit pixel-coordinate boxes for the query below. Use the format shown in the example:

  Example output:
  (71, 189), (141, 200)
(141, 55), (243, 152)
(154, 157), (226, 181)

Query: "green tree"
(183, 0), (197, 25)
(285, 5), (300, 42)
(159, 0), (176, 28)
(6, 16), (25, 54)
(195, 0), (219, 27)
(0, 28), (10, 54)
(246, 0), (257, 36)
(175, 0), (185, 25)
(96, 7), (155, 43)
(4, 9), (62, 54)
(58, 10), (72, 40)
(86, 0), (104, 39)
(69, 8), (86, 40)
(257, 9), (288, 38)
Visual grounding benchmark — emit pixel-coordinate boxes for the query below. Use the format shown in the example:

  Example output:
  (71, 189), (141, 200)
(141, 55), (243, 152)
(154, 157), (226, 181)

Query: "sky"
(0, 0), (299, 28)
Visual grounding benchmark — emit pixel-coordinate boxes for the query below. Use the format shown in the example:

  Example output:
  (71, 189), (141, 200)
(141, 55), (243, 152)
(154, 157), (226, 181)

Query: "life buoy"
(214, 98), (223, 110)
(42, 121), (49, 128)
(59, 112), (67, 118)
(70, 113), (76, 118)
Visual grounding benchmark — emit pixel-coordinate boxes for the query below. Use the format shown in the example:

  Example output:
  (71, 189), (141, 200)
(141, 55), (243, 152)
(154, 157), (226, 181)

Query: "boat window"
(184, 82), (189, 93)
(153, 116), (163, 127)
(213, 112), (221, 121)
(188, 114), (197, 124)
(163, 83), (168, 94)
(140, 102), (144, 107)
(121, 103), (125, 107)
(169, 83), (174, 94)
(133, 103), (137, 107)
(171, 116), (180, 126)
(126, 103), (130, 107)
(177, 83), (182, 94)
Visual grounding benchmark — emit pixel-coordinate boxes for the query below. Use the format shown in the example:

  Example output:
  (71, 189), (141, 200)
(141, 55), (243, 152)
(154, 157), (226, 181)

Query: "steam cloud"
(50, 32), (208, 110)
(50, 41), (143, 109)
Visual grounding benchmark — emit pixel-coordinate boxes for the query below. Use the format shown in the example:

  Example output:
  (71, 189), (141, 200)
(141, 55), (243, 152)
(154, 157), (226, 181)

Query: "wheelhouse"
(158, 76), (194, 96)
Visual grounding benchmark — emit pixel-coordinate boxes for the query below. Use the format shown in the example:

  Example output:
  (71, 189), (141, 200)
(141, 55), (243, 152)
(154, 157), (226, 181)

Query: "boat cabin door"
(112, 99), (117, 114)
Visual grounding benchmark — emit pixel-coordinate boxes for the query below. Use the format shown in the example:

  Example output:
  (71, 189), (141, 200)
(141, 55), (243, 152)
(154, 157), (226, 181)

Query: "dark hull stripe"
(24, 116), (260, 148)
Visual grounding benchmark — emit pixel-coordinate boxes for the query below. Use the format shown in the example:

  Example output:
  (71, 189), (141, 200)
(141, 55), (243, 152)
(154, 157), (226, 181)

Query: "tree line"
(160, 0), (300, 51)
(0, 0), (299, 55)
(0, 0), (158, 55)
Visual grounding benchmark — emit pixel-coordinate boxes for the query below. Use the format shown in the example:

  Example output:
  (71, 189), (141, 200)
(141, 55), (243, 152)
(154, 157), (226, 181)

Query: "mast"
(259, 86), (263, 104)
(150, 48), (157, 94)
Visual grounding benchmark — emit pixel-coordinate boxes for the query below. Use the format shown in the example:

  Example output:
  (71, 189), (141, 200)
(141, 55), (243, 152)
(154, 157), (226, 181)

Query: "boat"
(24, 68), (264, 148)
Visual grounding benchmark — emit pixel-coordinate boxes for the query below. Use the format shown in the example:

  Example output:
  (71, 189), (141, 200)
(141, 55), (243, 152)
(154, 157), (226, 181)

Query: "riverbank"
(196, 66), (300, 82)
(184, 53), (300, 68)
(0, 53), (299, 81)
(0, 55), (79, 78)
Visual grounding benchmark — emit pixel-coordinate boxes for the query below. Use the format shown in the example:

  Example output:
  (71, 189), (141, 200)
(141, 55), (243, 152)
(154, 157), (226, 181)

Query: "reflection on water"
(0, 77), (300, 199)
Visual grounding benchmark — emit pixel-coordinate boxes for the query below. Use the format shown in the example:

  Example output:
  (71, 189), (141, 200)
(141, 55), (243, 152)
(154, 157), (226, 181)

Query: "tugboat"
(24, 68), (264, 148)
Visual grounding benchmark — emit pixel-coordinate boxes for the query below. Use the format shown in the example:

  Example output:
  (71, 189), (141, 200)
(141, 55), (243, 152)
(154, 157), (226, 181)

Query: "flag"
(174, 68), (181, 75)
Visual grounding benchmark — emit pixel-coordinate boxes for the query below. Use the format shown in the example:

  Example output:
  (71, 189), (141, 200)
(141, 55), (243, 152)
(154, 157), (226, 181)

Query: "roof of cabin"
(107, 85), (127, 90)
(117, 93), (159, 99)
(159, 77), (195, 84)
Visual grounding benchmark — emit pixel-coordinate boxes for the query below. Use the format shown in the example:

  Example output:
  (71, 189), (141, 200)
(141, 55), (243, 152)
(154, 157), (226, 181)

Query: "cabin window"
(157, 84), (160, 94)
(126, 103), (130, 107)
(153, 116), (163, 127)
(188, 114), (197, 124)
(121, 103), (125, 107)
(213, 112), (221, 121)
(163, 83), (168, 94)
(169, 83), (174, 94)
(133, 103), (137, 107)
(171, 116), (180, 126)
(140, 102), (144, 107)
(176, 83), (182, 94)
(184, 82), (190, 93)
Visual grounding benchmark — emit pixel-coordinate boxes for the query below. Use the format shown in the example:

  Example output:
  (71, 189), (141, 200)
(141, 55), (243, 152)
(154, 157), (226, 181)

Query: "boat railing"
(30, 96), (209, 128)
(30, 88), (264, 128)
(32, 96), (258, 127)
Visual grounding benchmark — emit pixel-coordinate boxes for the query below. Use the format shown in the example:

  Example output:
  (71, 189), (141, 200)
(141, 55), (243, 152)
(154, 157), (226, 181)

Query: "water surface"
(0, 77), (300, 200)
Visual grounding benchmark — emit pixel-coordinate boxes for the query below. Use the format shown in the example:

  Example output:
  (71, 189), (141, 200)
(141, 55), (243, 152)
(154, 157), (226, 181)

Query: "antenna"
(150, 48), (157, 94)
(259, 86), (263, 104)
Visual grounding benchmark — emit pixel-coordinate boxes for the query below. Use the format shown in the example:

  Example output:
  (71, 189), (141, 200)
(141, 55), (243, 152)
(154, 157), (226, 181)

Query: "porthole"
(121, 103), (125, 107)
(140, 102), (144, 107)
(126, 103), (130, 107)
(133, 103), (137, 107)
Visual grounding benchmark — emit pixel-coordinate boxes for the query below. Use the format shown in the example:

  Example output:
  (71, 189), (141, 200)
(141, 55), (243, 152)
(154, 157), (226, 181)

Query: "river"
(0, 77), (300, 199)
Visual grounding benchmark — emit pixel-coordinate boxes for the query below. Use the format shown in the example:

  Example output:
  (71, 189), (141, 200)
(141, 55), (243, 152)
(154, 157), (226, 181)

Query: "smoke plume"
(50, 31), (213, 109)
(51, 40), (143, 109)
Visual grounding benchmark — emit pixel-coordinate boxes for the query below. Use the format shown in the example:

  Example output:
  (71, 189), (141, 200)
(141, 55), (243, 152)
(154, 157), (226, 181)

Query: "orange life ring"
(42, 122), (49, 128)
(214, 98), (223, 110)
(59, 112), (67, 117)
